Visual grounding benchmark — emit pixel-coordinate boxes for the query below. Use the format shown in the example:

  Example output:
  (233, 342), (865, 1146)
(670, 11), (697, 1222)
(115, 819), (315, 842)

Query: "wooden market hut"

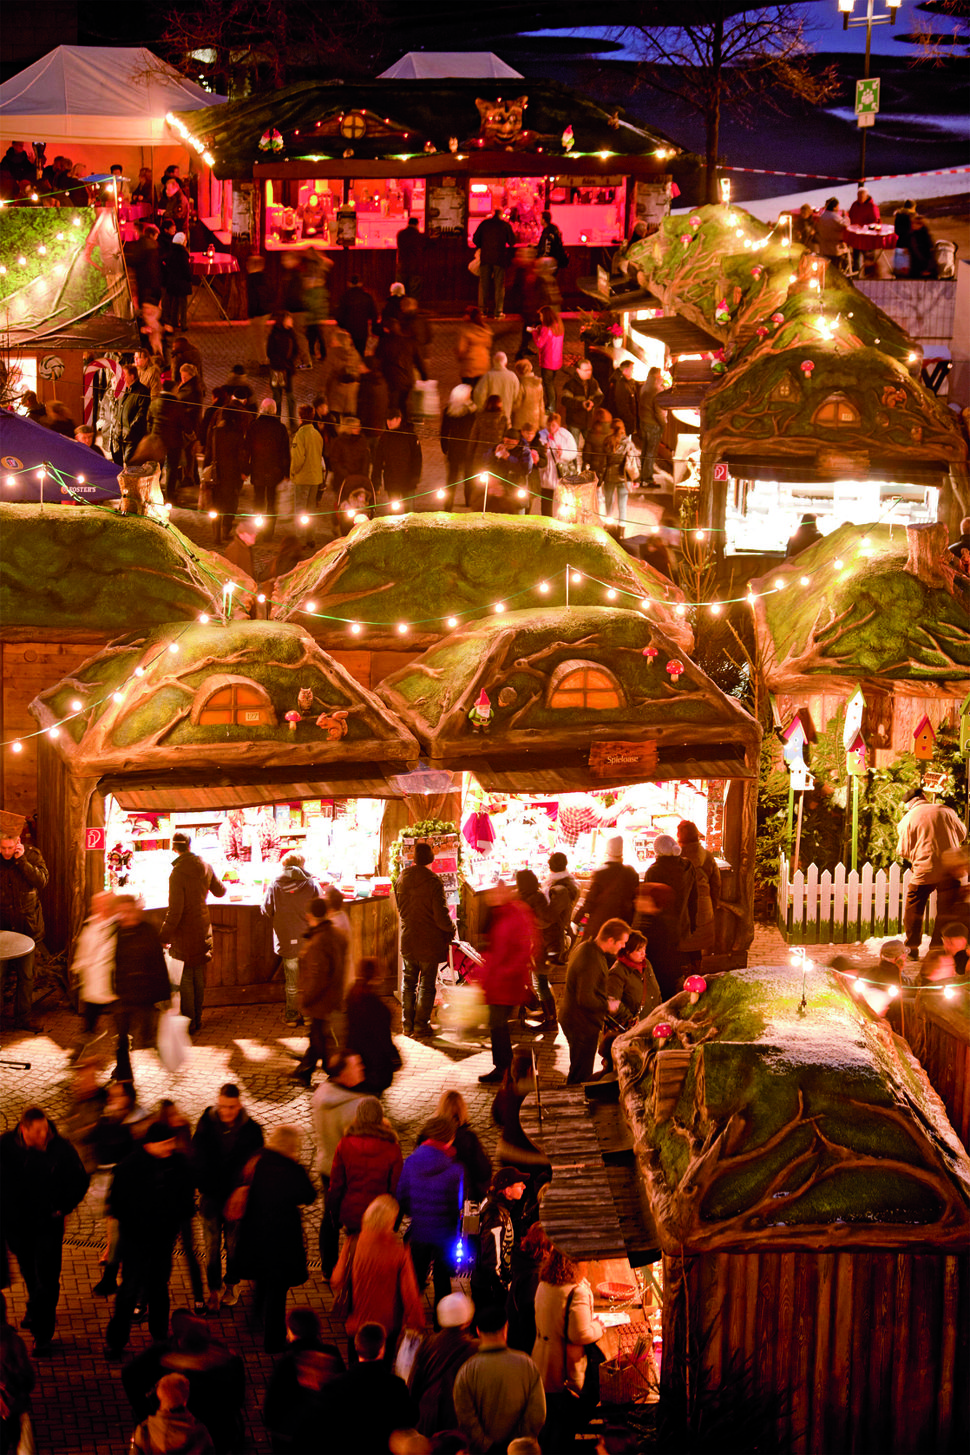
(27, 618), (420, 988)
(173, 76), (680, 308)
(749, 519), (970, 764)
(906, 993), (970, 1150)
(376, 603), (762, 965)
(615, 964), (970, 1454)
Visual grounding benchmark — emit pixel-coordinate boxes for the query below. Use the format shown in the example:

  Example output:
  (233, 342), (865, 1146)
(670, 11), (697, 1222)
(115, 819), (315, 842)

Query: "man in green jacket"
(559, 918), (630, 1084)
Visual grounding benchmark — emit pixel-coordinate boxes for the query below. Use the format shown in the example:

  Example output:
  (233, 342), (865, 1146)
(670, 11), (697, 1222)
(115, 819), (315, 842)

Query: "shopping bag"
(468, 248), (481, 277)
(164, 950), (184, 987)
(409, 379), (440, 419)
(394, 1328), (424, 1383)
(437, 981), (487, 1035)
(157, 1007), (191, 1073)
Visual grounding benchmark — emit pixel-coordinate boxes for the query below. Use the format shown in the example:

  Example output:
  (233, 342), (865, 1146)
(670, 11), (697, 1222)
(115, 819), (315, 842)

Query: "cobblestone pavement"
(0, 923), (836, 1453)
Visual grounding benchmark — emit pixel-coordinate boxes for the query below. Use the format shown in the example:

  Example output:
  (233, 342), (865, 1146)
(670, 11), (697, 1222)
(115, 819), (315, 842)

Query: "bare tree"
(618, 5), (838, 203)
(159, 0), (379, 98)
(894, 0), (970, 60)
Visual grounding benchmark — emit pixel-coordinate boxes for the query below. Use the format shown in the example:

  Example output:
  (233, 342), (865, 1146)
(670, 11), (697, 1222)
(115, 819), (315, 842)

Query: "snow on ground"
(675, 167), (970, 224)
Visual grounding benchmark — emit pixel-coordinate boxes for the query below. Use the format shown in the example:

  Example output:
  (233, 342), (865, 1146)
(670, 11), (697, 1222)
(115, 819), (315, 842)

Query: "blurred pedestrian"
(245, 254), (270, 368)
(408, 1291), (478, 1435)
(676, 820), (721, 962)
(418, 1090), (492, 1203)
(637, 368), (667, 489)
(248, 399), (291, 537)
(123, 1309), (245, 1453)
(291, 895), (347, 1087)
(331, 1194), (425, 1364)
(511, 358), (545, 433)
(576, 836), (638, 941)
(310, 1053), (376, 1182)
(237, 1126), (316, 1352)
(290, 404), (325, 548)
(191, 1083), (264, 1314)
(262, 853), (319, 1026)
(267, 313), (299, 429)
(440, 384), (478, 507)
(321, 1099), (402, 1276)
(160, 831), (226, 1037)
(395, 1117), (463, 1313)
(336, 276), (379, 358)
(344, 957), (401, 1096)
(0, 1292), (34, 1452)
(473, 882), (541, 1084)
(560, 919), (630, 1084)
(314, 1321), (416, 1454)
(471, 352), (519, 419)
(112, 896), (170, 1086)
(491, 1048), (551, 1204)
(396, 216), (425, 298)
(531, 306), (565, 414)
(456, 306), (493, 388)
(69, 888), (117, 1055)
(263, 1309), (344, 1454)
(162, 231), (193, 332)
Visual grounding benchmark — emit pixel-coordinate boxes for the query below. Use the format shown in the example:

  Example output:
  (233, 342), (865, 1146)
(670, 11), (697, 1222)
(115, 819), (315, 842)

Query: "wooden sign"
(589, 741), (659, 778)
(913, 714), (936, 761)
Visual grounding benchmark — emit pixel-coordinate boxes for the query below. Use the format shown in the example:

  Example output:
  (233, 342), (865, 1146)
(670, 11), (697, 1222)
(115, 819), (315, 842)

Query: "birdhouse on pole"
(843, 688), (866, 751)
(846, 730), (867, 777)
(783, 715), (808, 770)
(913, 715), (936, 762)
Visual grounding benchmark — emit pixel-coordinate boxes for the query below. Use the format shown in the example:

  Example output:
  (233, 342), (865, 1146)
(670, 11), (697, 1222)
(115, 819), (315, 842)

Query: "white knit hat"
(437, 1292), (474, 1327)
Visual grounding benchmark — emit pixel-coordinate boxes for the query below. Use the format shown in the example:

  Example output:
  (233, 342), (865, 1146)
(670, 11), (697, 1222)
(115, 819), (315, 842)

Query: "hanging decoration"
(258, 129), (284, 152)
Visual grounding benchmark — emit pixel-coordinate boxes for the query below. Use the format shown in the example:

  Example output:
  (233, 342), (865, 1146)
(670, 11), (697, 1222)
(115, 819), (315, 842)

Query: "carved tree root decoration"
(904, 521), (959, 596)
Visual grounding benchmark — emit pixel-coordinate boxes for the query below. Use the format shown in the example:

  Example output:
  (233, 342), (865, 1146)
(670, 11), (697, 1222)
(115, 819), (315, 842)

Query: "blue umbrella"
(0, 412), (122, 503)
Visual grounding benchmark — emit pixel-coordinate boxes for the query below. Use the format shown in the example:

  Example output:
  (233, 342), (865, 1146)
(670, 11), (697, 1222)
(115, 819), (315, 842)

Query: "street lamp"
(838, 0), (902, 181)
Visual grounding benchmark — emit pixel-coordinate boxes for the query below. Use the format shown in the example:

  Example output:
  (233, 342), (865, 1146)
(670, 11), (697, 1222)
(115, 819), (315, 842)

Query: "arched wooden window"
(194, 678), (276, 727)
(812, 392), (860, 427)
(546, 661), (624, 711)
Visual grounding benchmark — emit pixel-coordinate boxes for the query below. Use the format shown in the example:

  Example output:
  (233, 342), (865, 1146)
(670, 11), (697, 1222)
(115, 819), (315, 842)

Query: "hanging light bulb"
(208, 510), (218, 520)
(305, 600), (316, 611)
(710, 602), (722, 615)
(478, 472), (489, 484)
(70, 698), (83, 711)
(134, 666), (145, 677)
(436, 489), (446, 500)
(49, 726), (60, 739)
(168, 641), (179, 654)
(77, 475), (85, 485)
(538, 581), (549, 594)
(571, 572), (582, 584)
(112, 691), (124, 704)
(198, 613), (210, 624)
(606, 588), (617, 600)
(774, 577), (785, 589)
(390, 500), (402, 511)
(833, 558), (844, 571)
(694, 529), (706, 542)
(396, 622), (408, 634)
(494, 602), (506, 613)
(800, 575), (810, 586)
(349, 622), (362, 635)
(11, 741), (22, 753)
(4, 477), (13, 487)
(676, 604), (687, 617)
(256, 593), (266, 604)
(299, 514), (310, 526)
(640, 597), (651, 609)
(254, 515), (264, 528)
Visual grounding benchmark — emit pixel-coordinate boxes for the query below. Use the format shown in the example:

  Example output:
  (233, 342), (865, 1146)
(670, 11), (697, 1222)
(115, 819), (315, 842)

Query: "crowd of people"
(0, 143), (192, 219)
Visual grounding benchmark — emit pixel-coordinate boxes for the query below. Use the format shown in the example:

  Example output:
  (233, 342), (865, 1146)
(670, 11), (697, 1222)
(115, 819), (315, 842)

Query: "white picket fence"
(777, 853), (935, 945)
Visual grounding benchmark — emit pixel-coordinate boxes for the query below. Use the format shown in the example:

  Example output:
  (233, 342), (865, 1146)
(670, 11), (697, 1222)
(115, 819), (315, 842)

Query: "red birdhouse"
(912, 715), (936, 762)
(846, 730), (867, 777)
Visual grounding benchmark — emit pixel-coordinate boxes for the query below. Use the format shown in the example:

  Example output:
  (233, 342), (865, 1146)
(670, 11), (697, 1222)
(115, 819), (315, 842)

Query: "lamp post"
(838, 0), (902, 182)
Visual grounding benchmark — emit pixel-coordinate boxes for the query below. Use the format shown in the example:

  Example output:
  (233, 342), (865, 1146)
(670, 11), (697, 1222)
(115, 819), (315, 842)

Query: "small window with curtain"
(546, 660), (624, 711)
(195, 680), (275, 727)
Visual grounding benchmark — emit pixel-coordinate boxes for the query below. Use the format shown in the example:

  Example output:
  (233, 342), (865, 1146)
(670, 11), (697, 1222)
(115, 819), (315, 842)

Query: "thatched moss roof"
(270, 514), (690, 651)
(0, 504), (253, 637)
(750, 523), (970, 687)
(28, 619), (419, 776)
(615, 964), (970, 1252)
(177, 78), (672, 178)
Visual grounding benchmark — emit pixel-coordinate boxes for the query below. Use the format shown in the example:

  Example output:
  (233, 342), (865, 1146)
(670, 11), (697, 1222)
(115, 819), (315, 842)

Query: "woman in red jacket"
(474, 883), (542, 1086)
(320, 1098), (402, 1277)
(330, 1193), (425, 1364)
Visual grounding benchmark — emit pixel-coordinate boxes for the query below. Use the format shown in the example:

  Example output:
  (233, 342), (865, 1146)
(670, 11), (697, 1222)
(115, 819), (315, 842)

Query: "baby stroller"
(436, 940), (488, 1038)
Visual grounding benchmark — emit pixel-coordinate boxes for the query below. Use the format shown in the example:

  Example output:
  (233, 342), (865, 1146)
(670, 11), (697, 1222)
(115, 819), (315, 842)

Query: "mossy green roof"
(0, 504), (253, 633)
(616, 964), (970, 1250)
(750, 523), (970, 684)
(270, 514), (686, 643)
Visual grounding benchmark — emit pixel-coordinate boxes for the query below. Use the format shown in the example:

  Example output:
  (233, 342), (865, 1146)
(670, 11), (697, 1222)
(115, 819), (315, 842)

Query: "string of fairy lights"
(792, 952), (969, 1001)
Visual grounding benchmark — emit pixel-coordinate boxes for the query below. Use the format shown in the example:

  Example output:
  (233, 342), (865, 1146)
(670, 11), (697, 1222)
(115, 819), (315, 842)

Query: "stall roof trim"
(175, 78), (677, 178)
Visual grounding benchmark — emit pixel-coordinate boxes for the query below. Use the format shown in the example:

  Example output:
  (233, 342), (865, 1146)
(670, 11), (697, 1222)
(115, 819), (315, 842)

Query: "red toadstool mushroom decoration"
(642, 645), (659, 663)
(666, 659), (684, 682)
(685, 974), (707, 1004)
(284, 710), (302, 732)
(653, 1022), (673, 1046)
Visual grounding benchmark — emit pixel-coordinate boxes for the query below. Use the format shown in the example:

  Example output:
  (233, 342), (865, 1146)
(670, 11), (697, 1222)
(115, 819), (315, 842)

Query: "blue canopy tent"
(0, 412), (122, 502)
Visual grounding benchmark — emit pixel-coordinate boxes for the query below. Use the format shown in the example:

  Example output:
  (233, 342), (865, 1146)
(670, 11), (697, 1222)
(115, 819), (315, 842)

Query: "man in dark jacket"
(395, 216), (425, 298)
(577, 836), (639, 940)
(375, 320), (426, 418)
(395, 1119), (463, 1314)
(606, 359), (638, 436)
(315, 1322), (416, 1454)
(263, 1308), (344, 1453)
(473, 209), (516, 318)
(408, 1291), (477, 1437)
(125, 221), (164, 354)
(0, 825), (49, 1031)
(394, 842), (454, 1037)
(112, 895), (170, 1085)
(559, 359), (603, 451)
(192, 1082), (264, 1312)
(262, 854), (319, 1026)
(559, 918), (629, 1084)
(160, 831), (226, 1035)
(121, 1308), (246, 1454)
(147, 387), (185, 502)
(335, 276), (378, 359)
(372, 409), (422, 499)
(115, 365), (151, 465)
(293, 898), (348, 1086)
(344, 956), (400, 1097)
(0, 1108), (89, 1354)
(105, 1121), (196, 1355)
(471, 1167), (529, 1313)
(248, 399), (291, 533)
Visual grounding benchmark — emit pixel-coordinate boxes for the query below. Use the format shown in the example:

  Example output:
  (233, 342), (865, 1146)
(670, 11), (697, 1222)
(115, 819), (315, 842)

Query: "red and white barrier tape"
(723, 164), (970, 183)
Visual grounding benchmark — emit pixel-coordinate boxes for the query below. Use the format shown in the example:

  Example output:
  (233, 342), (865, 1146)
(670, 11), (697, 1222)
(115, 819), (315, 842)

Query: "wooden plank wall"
(0, 641), (95, 818)
(661, 1248), (970, 1454)
(906, 998), (970, 1150)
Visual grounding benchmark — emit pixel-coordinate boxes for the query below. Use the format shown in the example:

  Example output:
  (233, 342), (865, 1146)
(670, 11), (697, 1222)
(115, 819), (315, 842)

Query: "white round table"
(0, 930), (34, 961)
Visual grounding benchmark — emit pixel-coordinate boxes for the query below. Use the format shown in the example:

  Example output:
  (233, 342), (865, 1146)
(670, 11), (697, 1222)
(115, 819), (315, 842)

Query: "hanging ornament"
(561, 125), (575, 152)
(258, 129), (284, 153)
(284, 710), (302, 732)
(666, 660), (684, 682)
(468, 689), (492, 731)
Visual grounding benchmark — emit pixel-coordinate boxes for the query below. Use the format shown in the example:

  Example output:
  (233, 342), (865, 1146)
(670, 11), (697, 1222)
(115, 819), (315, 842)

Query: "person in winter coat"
(131, 1371), (214, 1455)
(477, 430), (533, 513)
(577, 837), (638, 941)
(331, 1194), (425, 1361)
(599, 930), (661, 1072)
(321, 1099), (402, 1275)
(328, 416), (370, 498)
(236, 1126), (316, 1352)
(545, 853), (580, 964)
(112, 896), (170, 1086)
(376, 319), (426, 418)
(602, 418), (633, 525)
(141, 387), (186, 502)
(518, 423), (548, 514)
(262, 854), (320, 1026)
(440, 384), (478, 507)
(160, 832), (226, 1036)
(454, 1304), (546, 1455)
(122, 1309), (244, 1450)
(208, 411), (248, 543)
(468, 395), (510, 481)
(324, 329), (363, 420)
(560, 360), (603, 451)
(293, 897), (347, 1086)
(456, 306), (493, 386)
(263, 1308), (344, 1454)
(105, 1121), (196, 1354)
(472, 352), (519, 419)
(418, 1089), (492, 1202)
(408, 1291), (477, 1436)
(511, 358), (545, 433)
(473, 209), (516, 317)
(116, 365), (151, 465)
(248, 400), (291, 534)
(897, 787), (967, 955)
(266, 314), (299, 429)
(192, 1083), (264, 1312)
(531, 306), (565, 412)
(582, 406), (613, 483)
(643, 835), (696, 956)
(0, 825), (49, 1032)
(676, 820), (721, 960)
(394, 841), (454, 1038)
(372, 409), (422, 500)
(474, 883), (542, 1084)
(491, 1048), (551, 1208)
(335, 276), (379, 358)
(0, 1108), (89, 1355)
(344, 957), (401, 1096)
(605, 359), (638, 437)
(162, 232), (194, 331)
(637, 367), (668, 488)
(532, 1246), (605, 1453)
(471, 1167), (530, 1312)
(560, 918), (630, 1084)
(289, 404), (325, 546)
(507, 1222), (550, 1355)
(70, 889), (117, 1053)
(395, 1117), (464, 1313)
(355, 363), (389, 441)
(634, 881), (681, 1002)
(310, 1053), (375, 1180)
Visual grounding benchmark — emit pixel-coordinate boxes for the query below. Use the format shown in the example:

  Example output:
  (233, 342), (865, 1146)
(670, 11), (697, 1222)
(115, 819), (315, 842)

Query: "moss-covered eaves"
(28, 620), (419, 776)
(750, 523), (970, 687)
(0, 504), (254, 636)
(270, 514), (689, 650)
(615, 964), (970, 1252)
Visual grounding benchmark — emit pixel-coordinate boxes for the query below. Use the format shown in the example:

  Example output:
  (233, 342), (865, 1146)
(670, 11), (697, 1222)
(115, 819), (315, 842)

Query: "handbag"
(331, 1235), (357, 1319)
(468, 249), (481, 277)
(624, 443), (642, 482)
(394, 1328), (423, 1383)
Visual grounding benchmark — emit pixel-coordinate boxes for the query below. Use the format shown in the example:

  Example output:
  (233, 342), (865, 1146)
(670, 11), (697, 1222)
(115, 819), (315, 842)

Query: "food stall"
(29, 619), (420, 998)
(173, 76), (679, 307)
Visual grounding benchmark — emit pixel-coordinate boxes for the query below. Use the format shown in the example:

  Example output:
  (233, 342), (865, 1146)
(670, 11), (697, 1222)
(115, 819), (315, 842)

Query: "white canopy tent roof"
(0, 46), (226, 146)
(378, 52), (523, 80)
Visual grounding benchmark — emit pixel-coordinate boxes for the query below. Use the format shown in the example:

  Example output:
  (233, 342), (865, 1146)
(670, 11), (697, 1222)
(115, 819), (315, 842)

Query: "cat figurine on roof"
(469, 96), (553, 151)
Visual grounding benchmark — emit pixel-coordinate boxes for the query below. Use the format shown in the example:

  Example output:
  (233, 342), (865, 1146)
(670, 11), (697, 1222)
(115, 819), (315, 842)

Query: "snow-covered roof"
(378, 52), (523, 81)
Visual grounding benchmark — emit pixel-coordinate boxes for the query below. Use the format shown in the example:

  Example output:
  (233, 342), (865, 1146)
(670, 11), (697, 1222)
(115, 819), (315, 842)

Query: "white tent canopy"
(379, 52), (523, 80)
(0, 46), (225, 146)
